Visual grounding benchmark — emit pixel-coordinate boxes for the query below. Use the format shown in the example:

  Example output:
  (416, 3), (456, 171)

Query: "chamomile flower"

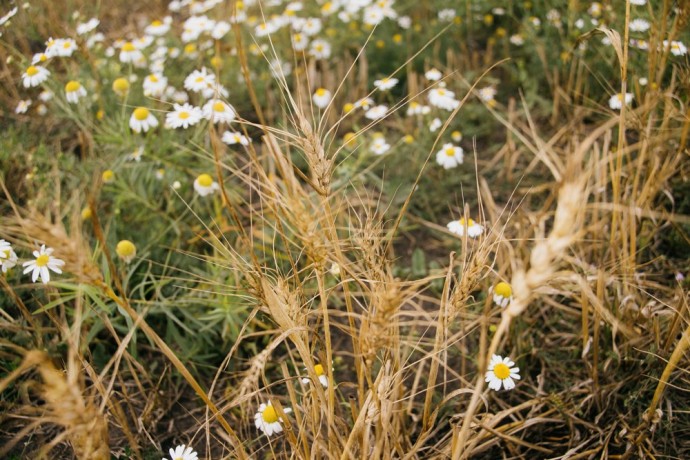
(202, 99), (236, 124)
(184, 68), (216, 93)
(301, 363), (330, 388)
(374, 77), (398, 91)
(166, 103), (202, 129)
(22, 65), (50, 88)
(485, 354), (520, 391)
(428, 87), (459, 111)
(194, 173), (219, 197)
(143, 73), (168, 97)
(222, 131), (250, 146)
(292, 32), (309, 51)
(102, 170), (115, 183)
(119, 41), (144, 64)
(312, 88), (332, 109)
(76, 18), (99, 35)
(608, 93), (633, 110)
(55, 38), (78, 57)
(365, 105), (388, 120)
(22, 245), (65, 284)
(116, 240), (137, 263)
(309, 39), (331, 59)
(163, 444), (198, 460)
(145, 18), (172, 36)
(435, 143), (464, 169)
(447, 218), (484, 238)
(0, 239), (18, 273)
(15, 100), (31, 114)
(425, 68), (442, 81)
(491, 282), (512, 308)
(370, 135), (390, 155)
(254, 402), (292, 437)
(663, 40), (687, 56)
(65, 81), (87, 104)
(129, 107), (159, 133)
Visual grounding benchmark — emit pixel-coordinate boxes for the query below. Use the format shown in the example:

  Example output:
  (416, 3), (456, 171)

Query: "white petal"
(503, 377), (515, 390)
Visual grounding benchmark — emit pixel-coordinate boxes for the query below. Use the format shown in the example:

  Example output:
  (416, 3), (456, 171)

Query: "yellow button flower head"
(102, 170), (114, 183)
(112, 77), (130, 96)
(116, 240), (136, 263)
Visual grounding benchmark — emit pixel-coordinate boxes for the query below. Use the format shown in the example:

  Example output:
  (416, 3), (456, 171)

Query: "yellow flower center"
(35, 254), (50, 267)
(445, 147), (456, 157)
(262, 405), (279, 423)
(65, 81), (81, 92)
(213, 102), (226, 112)
(458, 218), (475, 226)
(494, 282), (512, 298)
(493, 363), (510, 380)
(314, 364), (325, 376)
(113, 78), (130, 93)
(148, 74), (159, 83)
(102, 170), (114, 182)
(151, 20), (162, 26)
(63, 41), (73, 49)
(197, 174), (213, 187)
(26, 66), (38, 76)
(133, 107), (150, 120)
(116, 240), (136, 257)
(122, 42), (136, 52)
(315, 88), (327, 97)
(437, 89), (446, 96)
(403, 135), (414, 144)
(178, 111), (190, 119)
(616, 94), (623, 101)
(315, 44), (323, 51)
(184, 43), (196, 54)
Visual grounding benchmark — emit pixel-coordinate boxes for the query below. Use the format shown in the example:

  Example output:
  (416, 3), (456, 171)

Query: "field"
(1, 0), (689, 458)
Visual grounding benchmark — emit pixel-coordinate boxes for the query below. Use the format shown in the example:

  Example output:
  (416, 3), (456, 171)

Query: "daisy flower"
(451, 130), (463, 142)
(76, 18), (99, 35)
(663, 40), (687, 56)
(301, 363), (329, 388)
(119, 42), (144, 64)
(184, 68), (216, 93)
(608, 93), (633, 110)
(365, 105), (388, 120)
(202, 99), (236, 124)
(485, 354), (521, 391)
(435, 143), (464, 169)
(65, 81), (87, 104)
(115, 240), (137, 263)
(102, 170), (115, 183)
(447, 218), (483, 238)
(309, 39), (331, 59)
(143, 73), (168, 97)
(374, 77), (398, 91)
(129, 107), (159, 133)
(22, 245), (65, 284)
(312, 88), (332, 109)
(370, 135), (390, 155)
(0, 6), (17, 27)
(145, 18), (172, 36)
(254, 402), (292, 437)
(222, 131), (250, 146)
(0, 239), (18, 273)
(166, 103), (202, 129)
(292, 32), (309, 51)
(194, 174), (219, 197)
(55, 38), (78, 57)
(428, 87), (459, 111)
(22, 65), (50, 88)
(491, 282), (512, 308)
(425, 68), (442, 81)
(163, 444), (198, 460)
(15, 100), (31, 114)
